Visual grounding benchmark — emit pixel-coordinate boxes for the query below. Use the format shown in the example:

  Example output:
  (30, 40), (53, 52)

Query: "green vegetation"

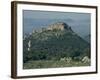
(23, 22), (90, 68)
(23, 60), (90, 69)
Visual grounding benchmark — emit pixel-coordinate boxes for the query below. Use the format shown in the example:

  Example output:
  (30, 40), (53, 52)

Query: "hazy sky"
(23, 10), (90, 20)
(23, 10), (91, 37)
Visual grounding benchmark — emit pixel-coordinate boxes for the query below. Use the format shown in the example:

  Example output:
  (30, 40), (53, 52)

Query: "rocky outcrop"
(47, 22), (70, 31)
(27, 40), (31, 51)
(32, 22), (73, 33)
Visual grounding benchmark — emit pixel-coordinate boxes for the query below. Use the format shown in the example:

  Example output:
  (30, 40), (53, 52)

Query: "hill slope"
(23, 22), (90, 63)
(84, 34), (91, 43)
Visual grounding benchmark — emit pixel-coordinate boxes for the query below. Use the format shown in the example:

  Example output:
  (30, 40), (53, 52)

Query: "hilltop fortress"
(47, 22), (69, 31)
(32, 22), (73, 33)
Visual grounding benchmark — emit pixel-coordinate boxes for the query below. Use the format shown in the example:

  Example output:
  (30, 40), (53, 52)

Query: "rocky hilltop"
(32, 22), (73, 33)
(47, 22), (72, 31)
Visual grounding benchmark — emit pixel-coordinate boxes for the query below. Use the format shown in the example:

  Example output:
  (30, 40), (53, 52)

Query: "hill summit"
(47, 22), (72, 31)
(32, 22), (73, 33)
